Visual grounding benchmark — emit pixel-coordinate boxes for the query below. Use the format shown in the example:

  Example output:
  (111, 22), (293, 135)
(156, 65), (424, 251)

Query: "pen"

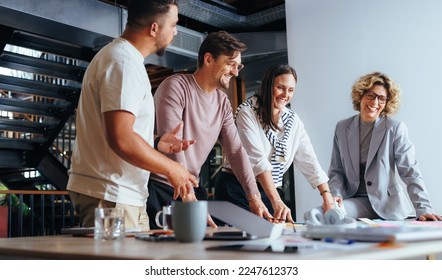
(323, 237), (355, 245)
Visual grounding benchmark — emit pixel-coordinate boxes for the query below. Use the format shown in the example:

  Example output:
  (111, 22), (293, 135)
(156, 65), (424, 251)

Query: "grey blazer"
(328, 115), (434, 220)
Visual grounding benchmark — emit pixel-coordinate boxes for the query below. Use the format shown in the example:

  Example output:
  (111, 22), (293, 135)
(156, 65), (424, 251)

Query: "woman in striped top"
(215, 64), (336, 223)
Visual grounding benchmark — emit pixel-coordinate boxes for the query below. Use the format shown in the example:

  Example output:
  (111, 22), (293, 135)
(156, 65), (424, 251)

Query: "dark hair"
(127, 0), (178, 28)
(197, 31), (247, 68)
(255, 64), (298, 131)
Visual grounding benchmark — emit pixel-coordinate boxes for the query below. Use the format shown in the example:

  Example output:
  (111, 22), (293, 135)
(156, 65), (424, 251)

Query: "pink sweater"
(150, 74), (258, 196)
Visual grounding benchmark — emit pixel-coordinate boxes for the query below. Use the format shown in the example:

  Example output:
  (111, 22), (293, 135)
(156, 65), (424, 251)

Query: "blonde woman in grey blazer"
(329, 72), (441, 221)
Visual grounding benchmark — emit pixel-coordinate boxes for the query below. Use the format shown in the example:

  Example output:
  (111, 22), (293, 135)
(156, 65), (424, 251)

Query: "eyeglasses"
(364, 91), (388, 104)
(226, 62), (244, 73)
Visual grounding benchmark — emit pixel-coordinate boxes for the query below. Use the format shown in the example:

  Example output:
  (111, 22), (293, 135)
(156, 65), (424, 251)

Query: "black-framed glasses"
(364, 91), (388, 104)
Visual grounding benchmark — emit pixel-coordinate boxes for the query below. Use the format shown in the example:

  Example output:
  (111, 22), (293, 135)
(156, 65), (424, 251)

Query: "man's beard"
(156, 48), (167, 56)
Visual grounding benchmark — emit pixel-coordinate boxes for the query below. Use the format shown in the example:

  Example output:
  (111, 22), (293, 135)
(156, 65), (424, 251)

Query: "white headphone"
(304, 201), (357, 228)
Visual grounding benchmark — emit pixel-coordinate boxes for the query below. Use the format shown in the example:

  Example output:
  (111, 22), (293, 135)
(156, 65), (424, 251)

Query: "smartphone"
(135, 233), (176, 242)
(204, 231), (257, 241)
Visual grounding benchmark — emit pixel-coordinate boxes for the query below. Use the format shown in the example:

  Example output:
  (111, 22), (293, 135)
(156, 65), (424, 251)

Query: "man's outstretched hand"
(157, 122), (196, 154)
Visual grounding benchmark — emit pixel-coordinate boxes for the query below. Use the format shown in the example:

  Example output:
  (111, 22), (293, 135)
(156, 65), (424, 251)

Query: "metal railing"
(0, 190), (79, 238)
(51, 114), (76, 170)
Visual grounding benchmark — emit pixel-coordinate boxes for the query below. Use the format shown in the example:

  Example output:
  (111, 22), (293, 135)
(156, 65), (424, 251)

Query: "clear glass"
(155, 205), (173, 230)
(94, 208), (125, 240)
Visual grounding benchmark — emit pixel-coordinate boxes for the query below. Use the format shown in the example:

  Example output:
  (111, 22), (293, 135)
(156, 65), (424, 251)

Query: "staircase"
(0, 26), (94, 191)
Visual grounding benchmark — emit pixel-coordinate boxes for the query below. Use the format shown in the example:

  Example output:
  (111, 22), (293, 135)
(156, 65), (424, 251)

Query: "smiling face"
(272, 73), (296, 118)
(360, 84), (387, 123)
(211, 52), (243, 90)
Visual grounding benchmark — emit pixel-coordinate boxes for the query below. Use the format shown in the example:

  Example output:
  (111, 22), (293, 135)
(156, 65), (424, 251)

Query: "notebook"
(207, 201), (284, 239)
(302, 225), (442, 242)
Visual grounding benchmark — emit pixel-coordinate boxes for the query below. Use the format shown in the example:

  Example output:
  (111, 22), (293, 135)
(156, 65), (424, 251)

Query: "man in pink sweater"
(148, 31), (271, 228)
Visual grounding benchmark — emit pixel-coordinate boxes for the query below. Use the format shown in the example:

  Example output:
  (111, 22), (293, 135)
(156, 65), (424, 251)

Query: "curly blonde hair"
(351, 72), (401, 116)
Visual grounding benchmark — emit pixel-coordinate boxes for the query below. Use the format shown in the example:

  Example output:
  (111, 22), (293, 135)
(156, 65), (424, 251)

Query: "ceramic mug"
(171, 201), (207, 242)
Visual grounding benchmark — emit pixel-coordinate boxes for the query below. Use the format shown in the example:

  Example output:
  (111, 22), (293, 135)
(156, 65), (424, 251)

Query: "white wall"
(286, 0), (442, 221)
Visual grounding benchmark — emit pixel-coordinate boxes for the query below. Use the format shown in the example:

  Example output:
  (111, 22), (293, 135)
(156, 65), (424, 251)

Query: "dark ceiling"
(101, 0), (286, 33)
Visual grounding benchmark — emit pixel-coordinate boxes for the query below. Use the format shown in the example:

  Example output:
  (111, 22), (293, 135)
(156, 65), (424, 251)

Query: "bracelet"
(153, 136), (161, 150)
(320, 189), (329, 196)
(247, 193), (261, 202)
